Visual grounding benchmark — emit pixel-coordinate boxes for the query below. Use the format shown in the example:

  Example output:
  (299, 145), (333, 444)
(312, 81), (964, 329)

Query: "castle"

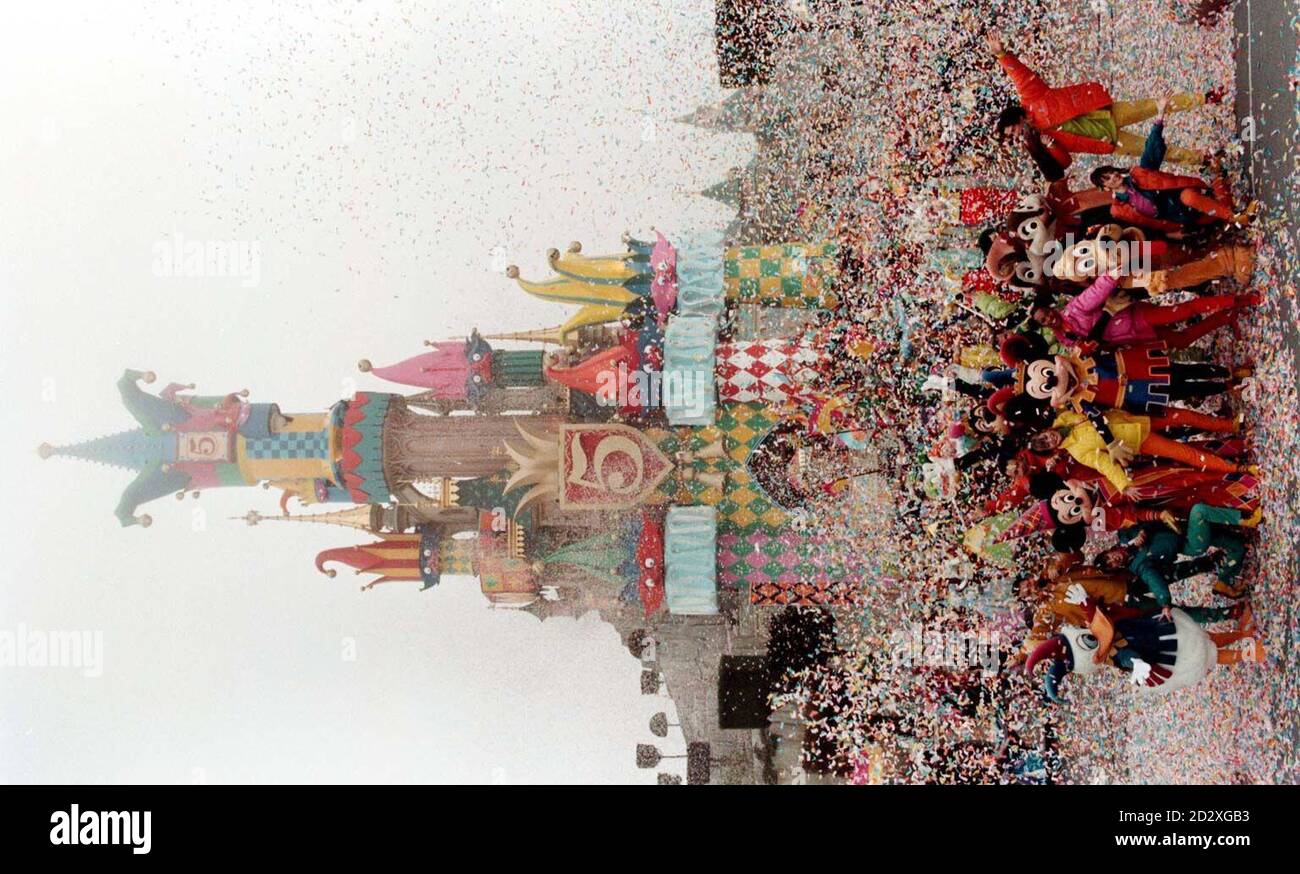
(42, 215), (879, 783)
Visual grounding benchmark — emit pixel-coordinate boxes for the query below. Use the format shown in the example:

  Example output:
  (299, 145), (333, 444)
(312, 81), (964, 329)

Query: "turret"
(314, 529), (443, 591)
(505, 264), (639, 308)
(40, 369), (347, 527)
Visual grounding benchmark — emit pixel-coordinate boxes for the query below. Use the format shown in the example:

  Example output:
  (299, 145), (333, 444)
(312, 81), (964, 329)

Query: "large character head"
(1008, 251), (1046, 290)
(1000, 332), (1077, 409)
(1024, 625), (1104, 703)
(1004, 194), (1056, 258)
(966, 402), (1007, 438)
(1023, 356), (1078, 408)
(1049, 223), (1146, 284)
(980, 225), (1024, 283)
(1029, 472), (1090, 553)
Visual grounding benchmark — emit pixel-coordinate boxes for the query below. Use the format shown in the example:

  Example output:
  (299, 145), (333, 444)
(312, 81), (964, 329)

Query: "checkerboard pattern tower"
(723, 241), (840, 308)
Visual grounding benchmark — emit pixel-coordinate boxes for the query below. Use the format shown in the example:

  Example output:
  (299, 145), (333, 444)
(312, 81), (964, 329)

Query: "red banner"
(559, 424), (673, 510)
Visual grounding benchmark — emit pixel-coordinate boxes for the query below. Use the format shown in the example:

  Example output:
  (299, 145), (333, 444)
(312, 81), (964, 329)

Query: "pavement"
(1235, 0), (1300, 779)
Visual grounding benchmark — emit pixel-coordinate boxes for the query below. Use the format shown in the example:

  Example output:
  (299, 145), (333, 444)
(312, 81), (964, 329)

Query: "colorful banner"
(560, 423), (674, 510)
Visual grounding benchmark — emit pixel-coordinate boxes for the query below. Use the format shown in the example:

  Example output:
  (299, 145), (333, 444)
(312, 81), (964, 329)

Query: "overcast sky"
(0, 0), (748, 783)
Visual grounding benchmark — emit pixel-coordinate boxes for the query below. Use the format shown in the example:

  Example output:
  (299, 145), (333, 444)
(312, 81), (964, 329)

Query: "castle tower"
(38, 369), (344, 527)
(358, 330), (564, 414)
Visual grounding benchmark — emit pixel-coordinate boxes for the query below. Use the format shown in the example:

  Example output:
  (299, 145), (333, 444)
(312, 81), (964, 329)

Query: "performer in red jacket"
(986, 32), (1218, 167)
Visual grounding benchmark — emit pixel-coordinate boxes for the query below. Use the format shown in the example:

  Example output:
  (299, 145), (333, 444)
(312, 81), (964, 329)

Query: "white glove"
(1064, 584), (1089, 606)
(1129, 658), (1152, 686)
(1106, 440), (1135, 466)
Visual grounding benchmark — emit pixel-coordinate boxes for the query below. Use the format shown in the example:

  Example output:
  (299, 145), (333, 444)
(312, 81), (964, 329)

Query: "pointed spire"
(357, 350), (439, 390)
(315, 545), (387, 577)
(700, 175), (742, 208)
(483, 327), (567, 345)
(544, 338), (637, 395)
(313, 532), (436, 591)
(504, 265), (637, 307)
(238, 504), (377, 531)
(674, 90), (757, 132)
(38, 429), (163, 471)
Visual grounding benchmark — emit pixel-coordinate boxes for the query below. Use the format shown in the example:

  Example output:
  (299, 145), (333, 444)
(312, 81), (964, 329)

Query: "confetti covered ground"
(729, 0), (1299, 783)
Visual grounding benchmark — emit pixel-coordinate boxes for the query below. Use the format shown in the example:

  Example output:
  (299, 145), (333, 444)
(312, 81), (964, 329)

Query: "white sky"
(0, 0), (748, 783)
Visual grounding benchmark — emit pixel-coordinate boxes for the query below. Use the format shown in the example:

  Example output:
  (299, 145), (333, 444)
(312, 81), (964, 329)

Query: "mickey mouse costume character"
(994, 472), (1171, 553)
(998, 330), (1235, 419)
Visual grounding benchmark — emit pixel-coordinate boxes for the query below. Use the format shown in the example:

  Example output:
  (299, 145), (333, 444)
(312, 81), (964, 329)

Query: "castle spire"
(41, 368), (343, 527)
(482, 327), (566, 345)
(239, 505), (377, 531)
(313, 530), (442, 591)
(504, 265), (638, 307)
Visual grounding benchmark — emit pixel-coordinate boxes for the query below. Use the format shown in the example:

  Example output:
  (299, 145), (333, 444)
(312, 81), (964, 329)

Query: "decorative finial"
(546, 248), (560, 262)
(357, 359), (372, 373)
(567, 241), (582, 253)
(142, 371), (156, 384)
(505, 265), (520, 279)
(37, 443), (54, 460)
(137, 514), (153, 528)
